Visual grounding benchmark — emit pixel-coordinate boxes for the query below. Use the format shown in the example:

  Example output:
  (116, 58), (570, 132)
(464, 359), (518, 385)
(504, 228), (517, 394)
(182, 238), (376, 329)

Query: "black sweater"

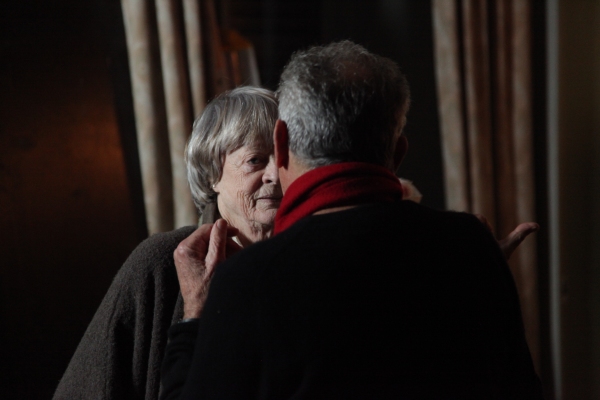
(161, 201), (543, 399)
(53, 226), (196, 400)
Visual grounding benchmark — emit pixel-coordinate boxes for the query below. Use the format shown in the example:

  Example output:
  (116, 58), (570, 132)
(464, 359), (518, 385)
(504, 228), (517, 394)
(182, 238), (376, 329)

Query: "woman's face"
(214, 144), (282, 246)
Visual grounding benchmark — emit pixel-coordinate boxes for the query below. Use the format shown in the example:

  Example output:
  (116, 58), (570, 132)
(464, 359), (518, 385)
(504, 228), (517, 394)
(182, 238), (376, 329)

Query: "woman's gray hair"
(277, 40), (410, 170)
(186, 86), (278, 213)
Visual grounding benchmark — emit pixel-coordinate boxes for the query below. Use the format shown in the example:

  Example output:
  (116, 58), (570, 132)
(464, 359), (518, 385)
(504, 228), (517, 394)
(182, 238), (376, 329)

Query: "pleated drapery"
(432, 0), (539, 371)
(121, 0), (260, 234)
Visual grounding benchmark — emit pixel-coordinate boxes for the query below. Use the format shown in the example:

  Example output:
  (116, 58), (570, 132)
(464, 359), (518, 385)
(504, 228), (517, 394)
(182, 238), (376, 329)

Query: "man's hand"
(474, 214), (539, 261)
(173, 219), (243, 319)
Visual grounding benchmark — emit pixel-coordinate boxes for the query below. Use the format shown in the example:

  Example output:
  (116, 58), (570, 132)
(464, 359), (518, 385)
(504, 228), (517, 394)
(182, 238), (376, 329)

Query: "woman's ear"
(274, 119), (289, 169)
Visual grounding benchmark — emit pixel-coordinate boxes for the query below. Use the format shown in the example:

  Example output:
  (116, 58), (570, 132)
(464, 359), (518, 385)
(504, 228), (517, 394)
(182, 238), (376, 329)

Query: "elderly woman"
(53, 87), (280, 400)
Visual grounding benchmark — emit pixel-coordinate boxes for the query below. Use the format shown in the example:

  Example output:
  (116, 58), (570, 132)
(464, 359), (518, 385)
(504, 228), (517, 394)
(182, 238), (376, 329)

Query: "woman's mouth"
(256, 195), (282, 202)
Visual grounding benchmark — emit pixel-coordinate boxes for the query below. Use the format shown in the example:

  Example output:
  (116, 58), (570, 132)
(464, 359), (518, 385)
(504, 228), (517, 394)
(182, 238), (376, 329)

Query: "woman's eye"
(248, 157), (263, 165)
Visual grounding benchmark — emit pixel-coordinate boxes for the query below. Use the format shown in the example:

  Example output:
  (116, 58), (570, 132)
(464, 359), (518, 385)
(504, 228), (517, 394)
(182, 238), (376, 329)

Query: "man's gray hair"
(186, 86), (278, 212)
(277, 40), (410, 170)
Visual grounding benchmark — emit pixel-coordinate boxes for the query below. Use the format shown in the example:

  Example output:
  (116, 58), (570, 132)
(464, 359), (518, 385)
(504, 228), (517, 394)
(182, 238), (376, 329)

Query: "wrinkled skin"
(174, 220), (241, 318)
(474, 214), (539, 261)
(174, 144), (281, 318)
(214, 145), (282, 247)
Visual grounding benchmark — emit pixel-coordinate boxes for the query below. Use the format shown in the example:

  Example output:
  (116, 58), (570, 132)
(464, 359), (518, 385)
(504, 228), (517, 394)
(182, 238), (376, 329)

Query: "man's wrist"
(178, 317), (200, 324)
(182, 306), (202, 320)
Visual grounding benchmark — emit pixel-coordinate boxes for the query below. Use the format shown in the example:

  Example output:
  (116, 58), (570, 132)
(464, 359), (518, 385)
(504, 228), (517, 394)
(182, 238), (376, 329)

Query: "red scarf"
(274, 162), (404, 234)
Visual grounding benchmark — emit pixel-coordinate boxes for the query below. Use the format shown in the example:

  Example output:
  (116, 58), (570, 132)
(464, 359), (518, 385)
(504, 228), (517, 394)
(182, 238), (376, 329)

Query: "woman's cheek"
(237, 190), (255, 219)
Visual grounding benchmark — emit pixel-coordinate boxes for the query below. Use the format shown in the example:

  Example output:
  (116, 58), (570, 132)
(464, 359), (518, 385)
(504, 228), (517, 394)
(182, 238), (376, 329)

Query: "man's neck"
(279, 153), (311, 194)
(313, 205), (357, 215)
(280, 157), (363, 216)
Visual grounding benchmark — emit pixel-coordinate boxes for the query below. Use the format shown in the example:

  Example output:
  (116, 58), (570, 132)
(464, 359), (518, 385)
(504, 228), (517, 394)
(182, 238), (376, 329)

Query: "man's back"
(168, 200), (542, 399)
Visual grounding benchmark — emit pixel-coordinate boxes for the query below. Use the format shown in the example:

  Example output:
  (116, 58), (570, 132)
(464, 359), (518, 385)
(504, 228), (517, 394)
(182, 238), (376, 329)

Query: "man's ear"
(392, 135), (408, 172)
(274, 119), (289, 169)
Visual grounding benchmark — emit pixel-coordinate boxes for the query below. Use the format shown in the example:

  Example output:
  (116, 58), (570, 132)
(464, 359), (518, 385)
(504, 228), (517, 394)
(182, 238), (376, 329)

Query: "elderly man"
(161, 41), (543, 399)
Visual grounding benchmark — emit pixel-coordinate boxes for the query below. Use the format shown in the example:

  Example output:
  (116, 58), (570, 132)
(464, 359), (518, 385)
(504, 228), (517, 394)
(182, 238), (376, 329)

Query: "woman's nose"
(263, 156), (279, 184)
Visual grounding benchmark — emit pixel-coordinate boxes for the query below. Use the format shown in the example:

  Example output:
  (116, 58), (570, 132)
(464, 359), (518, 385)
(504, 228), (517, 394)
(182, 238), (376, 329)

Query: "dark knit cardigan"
(53, 210), (213, 400)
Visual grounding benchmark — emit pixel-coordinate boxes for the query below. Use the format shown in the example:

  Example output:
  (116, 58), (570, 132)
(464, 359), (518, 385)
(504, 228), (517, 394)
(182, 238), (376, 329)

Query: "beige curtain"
(121, 0), (260, 234)
(432, 0), (539, 371)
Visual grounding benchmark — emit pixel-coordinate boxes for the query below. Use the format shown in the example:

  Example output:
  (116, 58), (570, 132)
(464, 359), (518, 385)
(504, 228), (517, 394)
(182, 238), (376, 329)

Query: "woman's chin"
(251, 209), (278, 229)
(256, 198), (281, 209)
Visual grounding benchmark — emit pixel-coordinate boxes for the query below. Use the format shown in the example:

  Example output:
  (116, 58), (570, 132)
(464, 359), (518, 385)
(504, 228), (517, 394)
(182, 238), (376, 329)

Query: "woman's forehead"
(242, 134), (273, 152)
(227, 142), (272, 157)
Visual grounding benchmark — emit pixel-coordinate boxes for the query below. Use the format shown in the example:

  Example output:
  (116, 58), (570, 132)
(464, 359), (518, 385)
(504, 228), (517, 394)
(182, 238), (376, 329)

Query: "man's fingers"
(173, 219), (241, 318)
(474, 213), (493, 233)
(174, 223), (213, 265)
(499, 222), (540, 260)
(225, 237), (243, 258)
(206, 219), (229, 271)
(225, 225), (239, 237)
(473, 213), (540, 261)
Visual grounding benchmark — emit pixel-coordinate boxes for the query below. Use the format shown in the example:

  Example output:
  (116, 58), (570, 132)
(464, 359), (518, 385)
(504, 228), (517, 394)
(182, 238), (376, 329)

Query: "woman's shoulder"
(134, 225), (197, 258)
(115, 225), (197, 286)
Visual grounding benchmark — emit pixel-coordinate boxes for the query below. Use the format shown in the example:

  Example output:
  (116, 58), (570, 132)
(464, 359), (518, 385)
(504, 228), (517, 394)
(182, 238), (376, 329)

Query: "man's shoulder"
(235, 201), (486, 256)
(307, 200), (484, 236)
(208, 225), (308, 293)
(211, 202), (495, 286)
(281, 200), (499, 266)
(391, 201), (486, 231)
(219, 228), (293, 271)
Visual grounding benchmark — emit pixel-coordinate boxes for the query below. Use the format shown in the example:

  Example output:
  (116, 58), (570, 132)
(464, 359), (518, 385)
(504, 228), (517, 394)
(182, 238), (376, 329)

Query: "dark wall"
(0, 0), (144, 398)
(228, 0), (322, 89)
